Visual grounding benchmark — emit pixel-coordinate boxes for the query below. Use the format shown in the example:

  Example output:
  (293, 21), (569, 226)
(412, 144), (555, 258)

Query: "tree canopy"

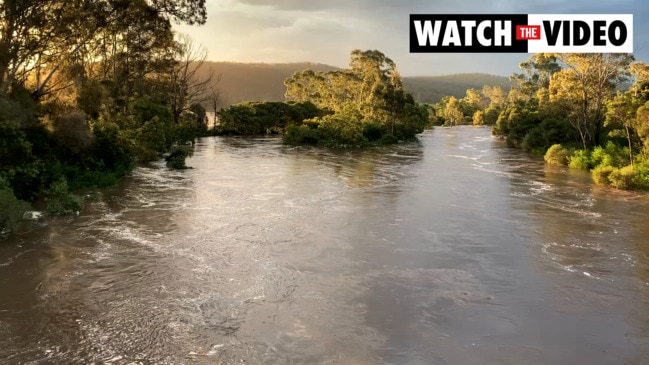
(0, 0), (212, 220)
(281, 49), (429, 146)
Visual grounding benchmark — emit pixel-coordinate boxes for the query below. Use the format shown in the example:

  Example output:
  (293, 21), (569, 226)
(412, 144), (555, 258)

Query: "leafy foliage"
(46, 178), (83, 215)
(165, 145), (194, 169)
(282, 50), (428, 147)
(0, 177), (31, 234)
(544, 144), (572, 166)
(0, 0), (210, 227)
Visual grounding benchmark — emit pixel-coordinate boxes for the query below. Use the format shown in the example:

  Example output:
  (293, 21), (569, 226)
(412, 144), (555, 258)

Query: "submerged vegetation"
(434, 52), (649, 191)
(0, 0), (212, 223)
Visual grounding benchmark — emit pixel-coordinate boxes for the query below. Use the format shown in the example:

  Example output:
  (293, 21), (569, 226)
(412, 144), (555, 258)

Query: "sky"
(174, 0), (649, 76)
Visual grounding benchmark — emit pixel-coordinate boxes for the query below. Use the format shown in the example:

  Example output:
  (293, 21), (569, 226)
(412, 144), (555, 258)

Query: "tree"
(481, 85), (507, 109)
(0, 0), (208, 99)
(443, 96), (463, 126)
(464, 88), (488, 110)
(549, 53), (634, 149)
(511, 53), (561, 97)
(168, 34), (220, 124)
(282, 50), (428, 145)
(472, 110), (484, 126)
(606, 92), (642, 165)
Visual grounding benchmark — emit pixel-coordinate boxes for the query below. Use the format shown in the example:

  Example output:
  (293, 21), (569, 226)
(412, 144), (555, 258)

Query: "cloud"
(176, 0), (649, 76)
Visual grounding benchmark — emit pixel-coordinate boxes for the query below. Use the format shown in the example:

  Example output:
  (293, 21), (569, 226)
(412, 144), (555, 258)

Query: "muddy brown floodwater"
(1, 126), (649, 364)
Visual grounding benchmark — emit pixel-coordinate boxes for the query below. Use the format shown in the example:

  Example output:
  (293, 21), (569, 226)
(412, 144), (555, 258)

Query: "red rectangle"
(516, 25), (541, 40)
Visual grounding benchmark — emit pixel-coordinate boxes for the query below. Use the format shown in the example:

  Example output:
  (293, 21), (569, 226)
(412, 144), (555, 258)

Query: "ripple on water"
(539, 240), (632, 280)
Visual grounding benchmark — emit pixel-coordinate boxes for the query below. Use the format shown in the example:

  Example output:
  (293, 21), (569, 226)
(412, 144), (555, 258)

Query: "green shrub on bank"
(0, 177), (31, 234)
(544, 144), (572, 166)
(591, 142), (629, 168)
(569, 150), (593, 170)
(608, 165), (636, 190)
(592, 166), (616, 186)
(362, 122), (383, 142)
(46, 178), (83, 215)
(283, 125), (320, 145)
(377, 134), (399, 145)
(317, 113), (367, 147)
(165, 145), (194, 169)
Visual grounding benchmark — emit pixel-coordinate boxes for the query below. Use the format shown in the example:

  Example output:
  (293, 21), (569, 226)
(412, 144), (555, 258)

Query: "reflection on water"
(1, 127), (648, 364)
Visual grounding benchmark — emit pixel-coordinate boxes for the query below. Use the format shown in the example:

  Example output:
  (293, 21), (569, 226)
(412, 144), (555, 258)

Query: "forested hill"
(404, 73), (512, 104)
(196, 62), (511, 108)
(196, 62), (339, 108)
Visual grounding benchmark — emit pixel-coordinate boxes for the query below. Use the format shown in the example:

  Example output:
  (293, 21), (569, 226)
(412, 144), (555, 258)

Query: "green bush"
(175, 120), (199, 146)
(165, 145), (194, 169)
(46, 178), (83, 215)
(362, 122), (383, 142)
(131, 97), (173, 126)
(521, 127), (548, 152)
(317, 114), (367, 147)
(569, 150), (593, 170)
(544, 144), (572, 166)
(609, 165), (636, 190)
(591, 142), (629, 168)
(393, 103), (429, 141)
(283, 125), (320, 145)
(631, 161), (649, 190)
(90, 121), (134, 174)
(0, 121), (45, 201)
(0, 178), (30, 233)
(137, 116), (172, 160)
(218, 101), (325, 135)
(377, 134), (399, 145)
(592, 165), (616, 186)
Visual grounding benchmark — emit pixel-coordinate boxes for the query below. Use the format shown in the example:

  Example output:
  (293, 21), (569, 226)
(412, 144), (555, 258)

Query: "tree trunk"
(626, 124), (634, 166)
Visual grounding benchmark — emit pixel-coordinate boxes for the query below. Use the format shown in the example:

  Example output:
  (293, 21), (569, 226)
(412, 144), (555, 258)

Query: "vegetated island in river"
(214, 49), (430, 148)
(429, 53), (649, 192)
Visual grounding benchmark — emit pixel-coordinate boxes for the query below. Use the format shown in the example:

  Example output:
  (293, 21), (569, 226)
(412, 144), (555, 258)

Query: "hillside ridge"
(195, 62), (511, 109)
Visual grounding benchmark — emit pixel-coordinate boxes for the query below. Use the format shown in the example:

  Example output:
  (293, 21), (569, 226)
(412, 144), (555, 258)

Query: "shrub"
(90, 121), (134, 174)
(631, 161), (649, 190)
(131, 97), (173, 126)
(591, 141), (629, 168)
(302, 118), (321, 129)
(0, 178), (30, 233)
(0, 121), (44, 201)
(283, 125), (320, 145)
(592, 165), (616, 186)
(175, 119), (199, 145)
(46, 177), (83, 215)
(569, 150), (593, 170)
(544, 144), (572, 166)
(609, 165), (636, 190)
(362, 122), (383, 142)
(137, 116), (172, 158)
(377, 134), (399, 145)
(317, 114), (366, 147)
(165, 145), (194, 169)
(521, 127), (548, 152)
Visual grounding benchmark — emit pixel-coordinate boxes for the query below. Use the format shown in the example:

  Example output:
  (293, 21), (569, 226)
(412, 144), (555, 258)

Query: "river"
(1, 126), (649, 364)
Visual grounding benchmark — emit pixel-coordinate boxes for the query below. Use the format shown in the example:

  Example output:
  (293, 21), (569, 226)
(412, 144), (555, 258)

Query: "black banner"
(410, 14), (529, 53)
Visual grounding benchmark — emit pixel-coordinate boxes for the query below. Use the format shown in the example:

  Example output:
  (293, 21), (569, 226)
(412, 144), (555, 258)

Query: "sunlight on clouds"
(175, 0), (649, 76)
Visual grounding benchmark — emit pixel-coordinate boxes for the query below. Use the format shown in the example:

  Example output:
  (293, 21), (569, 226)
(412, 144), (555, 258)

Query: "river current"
(1, 126), (648, 364)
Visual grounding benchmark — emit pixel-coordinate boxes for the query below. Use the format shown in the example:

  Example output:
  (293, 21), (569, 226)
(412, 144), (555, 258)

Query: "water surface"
(1, 127), (649, 364)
